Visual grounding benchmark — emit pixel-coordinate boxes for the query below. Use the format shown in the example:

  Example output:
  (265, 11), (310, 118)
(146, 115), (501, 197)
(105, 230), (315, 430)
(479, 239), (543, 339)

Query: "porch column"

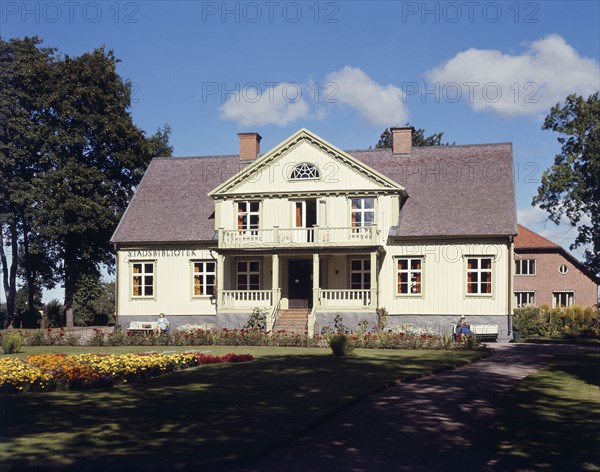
(313, 253), (320, 308)
(370, 250), (378, 309)
(272, 254), (280, 305)
(217, 253), (225, 310)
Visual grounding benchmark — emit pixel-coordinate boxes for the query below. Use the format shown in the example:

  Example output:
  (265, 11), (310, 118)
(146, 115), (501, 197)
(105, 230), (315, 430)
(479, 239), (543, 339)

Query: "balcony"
(218, 225), (378, 249)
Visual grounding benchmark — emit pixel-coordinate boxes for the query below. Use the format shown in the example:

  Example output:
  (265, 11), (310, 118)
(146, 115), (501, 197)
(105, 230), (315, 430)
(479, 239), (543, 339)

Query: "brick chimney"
(238, 132), (262, 161)
(390, 127), (414, 155)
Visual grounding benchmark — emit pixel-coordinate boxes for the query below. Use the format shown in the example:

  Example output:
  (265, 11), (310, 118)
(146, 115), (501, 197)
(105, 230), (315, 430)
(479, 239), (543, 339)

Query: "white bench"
(126, 321), (159, 334)
(471, 324), (499, 342)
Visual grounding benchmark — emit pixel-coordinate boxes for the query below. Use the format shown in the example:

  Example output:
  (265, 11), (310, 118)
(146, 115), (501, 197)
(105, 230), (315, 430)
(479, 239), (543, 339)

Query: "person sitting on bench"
(156, 313), (170, 335)
(456, 315), (473, 337)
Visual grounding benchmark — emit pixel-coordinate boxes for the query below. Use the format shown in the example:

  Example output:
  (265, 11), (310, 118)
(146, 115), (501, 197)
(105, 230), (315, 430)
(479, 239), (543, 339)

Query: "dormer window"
(290, 163), (320, 180)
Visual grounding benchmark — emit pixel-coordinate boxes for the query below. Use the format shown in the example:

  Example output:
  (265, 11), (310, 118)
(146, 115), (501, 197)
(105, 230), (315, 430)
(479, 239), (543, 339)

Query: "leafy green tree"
(0, 36), (57, 326)
(73, 272), (115, 326)
(375, 124), (447, 148)
(533, 92), (600, 275)
(1, 37), (172, 326)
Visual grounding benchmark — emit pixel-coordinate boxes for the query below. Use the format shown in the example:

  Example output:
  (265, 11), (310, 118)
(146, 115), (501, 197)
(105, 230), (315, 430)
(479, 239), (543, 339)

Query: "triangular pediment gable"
(209, 129), (404, 198)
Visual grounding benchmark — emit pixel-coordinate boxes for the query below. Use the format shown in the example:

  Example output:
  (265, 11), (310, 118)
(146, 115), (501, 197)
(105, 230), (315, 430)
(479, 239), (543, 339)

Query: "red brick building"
(514, 225), (599, 308)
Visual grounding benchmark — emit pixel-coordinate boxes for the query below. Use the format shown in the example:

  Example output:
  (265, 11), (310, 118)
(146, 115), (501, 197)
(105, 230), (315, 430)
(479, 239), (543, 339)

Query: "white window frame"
(396, 257), (423, 296)
(236, 260), (260, 291)
(515, 259), (536, 275)
(350, 197), (375, 231)
(465, 256), (493, 296)
(514, 291), (535, 307)
(131, 261), (155, 299)
(552, 291), (574, 308)
(289, 163), (320, 180)
(350, 259), (371, 290)
(192, 261), (216, 298)
(559, 264), (569, 275)
(237, 201), (260, 233)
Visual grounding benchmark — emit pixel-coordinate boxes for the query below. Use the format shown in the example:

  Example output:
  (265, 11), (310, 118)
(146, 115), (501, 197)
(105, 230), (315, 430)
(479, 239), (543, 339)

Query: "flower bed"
(6, 326), (485, 350)
(0, 352), (253, 394)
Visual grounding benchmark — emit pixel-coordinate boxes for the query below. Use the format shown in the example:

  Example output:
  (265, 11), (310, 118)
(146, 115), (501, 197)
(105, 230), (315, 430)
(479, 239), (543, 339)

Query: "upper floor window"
(351, 198), (375, 229)
(466, 257), (492, 295)
(559, 264), (568, 274)
(237, 201), (259, 231)
(193, 261), (216, 297)
(290, 163), (320, 180)
(515, 259), (536, 275)
(397, 257), (422, 295)
(131, 261), (154, 298)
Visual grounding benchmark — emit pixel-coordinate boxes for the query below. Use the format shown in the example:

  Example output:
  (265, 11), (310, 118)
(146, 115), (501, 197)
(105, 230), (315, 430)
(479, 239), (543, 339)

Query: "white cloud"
(218, 68), (409, 127)
(325, 66), (408, 126)
(219, 82), (309, 127)
(427, 35), (600, 116)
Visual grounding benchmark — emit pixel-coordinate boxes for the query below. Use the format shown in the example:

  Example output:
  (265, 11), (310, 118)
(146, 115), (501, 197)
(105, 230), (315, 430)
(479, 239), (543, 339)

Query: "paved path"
(247, 343), (591, 472)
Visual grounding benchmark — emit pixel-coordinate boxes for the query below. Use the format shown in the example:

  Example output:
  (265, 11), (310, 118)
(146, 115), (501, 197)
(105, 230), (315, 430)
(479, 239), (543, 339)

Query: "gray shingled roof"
(352, 144), (516, 238)
(111, 143), (516, 244)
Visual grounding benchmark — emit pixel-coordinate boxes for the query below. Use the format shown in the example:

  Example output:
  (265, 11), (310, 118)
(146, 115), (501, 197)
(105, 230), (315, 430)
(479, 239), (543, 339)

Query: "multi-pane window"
(193, 261), (216, 297)
(237, 261), (260, 290)
(290, 163), (320, 180)
(237, 201), (259, 232)
(132, 262), (154, 297)
(559, 264), (568, 274)
(466, 257), (492, 295)
(515, 259), (536, 275)
(553, 291), (574, 308)
(397, 257), (422, 294)
(351, 198), (375, 230)
(514, 291), (535, 307)
(350, 259), (371, 290)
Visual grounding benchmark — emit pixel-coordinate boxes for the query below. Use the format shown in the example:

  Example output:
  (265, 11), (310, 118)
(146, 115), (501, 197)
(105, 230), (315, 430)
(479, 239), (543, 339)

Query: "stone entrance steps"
(272, 309), (310, 334)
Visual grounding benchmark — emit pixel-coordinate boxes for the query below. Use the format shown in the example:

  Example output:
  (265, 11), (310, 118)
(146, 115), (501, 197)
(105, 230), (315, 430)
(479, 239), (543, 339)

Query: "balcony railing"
(319, 289), (372, 308)
(218, 225), (377, 248)
(220, 290), (272, 308)
(217, 288), (374, 310)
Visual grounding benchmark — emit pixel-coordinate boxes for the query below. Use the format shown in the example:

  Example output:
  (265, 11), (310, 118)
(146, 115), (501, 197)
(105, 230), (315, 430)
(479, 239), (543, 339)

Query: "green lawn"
(0, 346), (485, 471)
(493, 351), (600, 471)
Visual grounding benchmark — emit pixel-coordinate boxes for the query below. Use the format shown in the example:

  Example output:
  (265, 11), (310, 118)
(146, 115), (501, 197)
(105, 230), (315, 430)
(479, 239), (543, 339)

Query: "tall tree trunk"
(63, 235), (76, 327)
(22, 221), (37, 320)
(0, 223), (18, 327)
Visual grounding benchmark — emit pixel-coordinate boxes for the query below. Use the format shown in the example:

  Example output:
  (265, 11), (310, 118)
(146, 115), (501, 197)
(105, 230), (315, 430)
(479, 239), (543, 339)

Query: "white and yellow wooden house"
(111, 128), (517, 337)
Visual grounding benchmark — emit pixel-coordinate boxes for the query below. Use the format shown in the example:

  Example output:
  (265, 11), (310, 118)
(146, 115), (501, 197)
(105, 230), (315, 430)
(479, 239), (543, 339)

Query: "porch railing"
(219, 225), (377, 248)
(220, 290), (272, 308)
(318, 289), (371, 308)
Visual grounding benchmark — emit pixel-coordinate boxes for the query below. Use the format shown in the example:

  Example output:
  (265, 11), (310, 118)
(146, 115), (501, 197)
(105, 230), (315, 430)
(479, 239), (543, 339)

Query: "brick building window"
(515, 259), (536, 275)
(553, 291), (574, 308)
(514, 291), (535, 307)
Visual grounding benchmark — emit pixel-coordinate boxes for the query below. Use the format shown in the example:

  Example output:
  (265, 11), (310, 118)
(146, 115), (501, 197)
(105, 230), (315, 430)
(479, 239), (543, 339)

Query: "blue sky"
(2, 0), (599, 302)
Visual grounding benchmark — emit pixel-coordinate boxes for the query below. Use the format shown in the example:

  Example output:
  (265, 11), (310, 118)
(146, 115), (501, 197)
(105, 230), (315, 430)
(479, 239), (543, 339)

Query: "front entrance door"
(288, 260), (312, 308)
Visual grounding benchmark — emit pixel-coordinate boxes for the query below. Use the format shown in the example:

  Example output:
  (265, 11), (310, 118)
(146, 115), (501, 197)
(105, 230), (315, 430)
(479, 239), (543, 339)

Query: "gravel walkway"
(246, 343), (592, 472)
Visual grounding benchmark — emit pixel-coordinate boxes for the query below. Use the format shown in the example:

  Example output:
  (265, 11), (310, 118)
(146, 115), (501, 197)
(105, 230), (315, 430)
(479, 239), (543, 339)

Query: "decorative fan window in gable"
(290, 163), (320, 180)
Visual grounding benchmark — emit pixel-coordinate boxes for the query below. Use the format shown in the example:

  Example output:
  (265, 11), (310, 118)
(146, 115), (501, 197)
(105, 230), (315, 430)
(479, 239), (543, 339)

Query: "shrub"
(244, 308), (267, 331)
(2, 331), (23, 354)
(330, 334), (354, 356)
(376, 307), (389, 332)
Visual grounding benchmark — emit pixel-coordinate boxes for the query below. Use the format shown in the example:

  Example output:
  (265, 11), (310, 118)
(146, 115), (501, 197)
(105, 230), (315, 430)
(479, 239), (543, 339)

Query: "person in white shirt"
(156, 313), (170, 334)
